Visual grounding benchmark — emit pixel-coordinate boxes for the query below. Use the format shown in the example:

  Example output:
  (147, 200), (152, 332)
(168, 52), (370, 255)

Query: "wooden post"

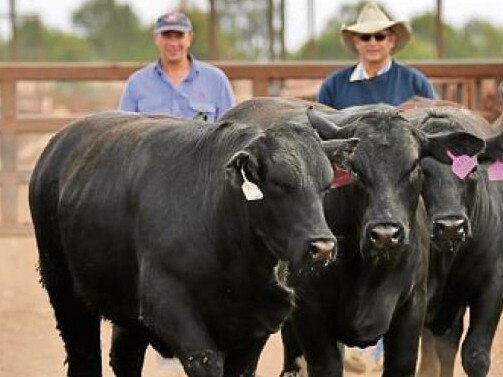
(0, 80), (19, 226)
(209, 0), (219, 59)
(9, 0), (17, 60)
(436, 0), (444, 58)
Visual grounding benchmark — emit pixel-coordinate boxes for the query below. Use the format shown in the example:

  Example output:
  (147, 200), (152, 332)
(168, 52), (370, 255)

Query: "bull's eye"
(269, 179), (292, 194)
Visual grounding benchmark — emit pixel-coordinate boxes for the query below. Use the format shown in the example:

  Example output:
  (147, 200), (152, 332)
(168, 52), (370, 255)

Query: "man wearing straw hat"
(318, 2), (436, 374)
(318, 1), (436, 109)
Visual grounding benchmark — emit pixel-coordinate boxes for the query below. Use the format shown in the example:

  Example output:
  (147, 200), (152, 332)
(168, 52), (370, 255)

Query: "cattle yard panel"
(0, 61), (502, 236)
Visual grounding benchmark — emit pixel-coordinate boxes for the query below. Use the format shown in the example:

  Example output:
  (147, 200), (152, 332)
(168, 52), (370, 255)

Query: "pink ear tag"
(488, 160), (503, 181)
(446, 150), (477, 179)
(331, 164), (352, 189)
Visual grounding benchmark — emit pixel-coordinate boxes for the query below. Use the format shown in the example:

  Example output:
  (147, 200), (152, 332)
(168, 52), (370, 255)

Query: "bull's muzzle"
(432, 216), (469, 243)
(367, 222), (404, 250)
(308, 238), (336, 263)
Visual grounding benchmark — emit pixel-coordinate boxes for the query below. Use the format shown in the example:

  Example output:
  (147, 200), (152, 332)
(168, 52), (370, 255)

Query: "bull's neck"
(469, 173), (503, 241)
(216, 189), (279, 277)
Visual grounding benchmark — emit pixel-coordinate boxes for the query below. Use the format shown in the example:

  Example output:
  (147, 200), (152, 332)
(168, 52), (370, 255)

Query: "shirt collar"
(349, 60), (392, 82)
(154, 54), (199, 82)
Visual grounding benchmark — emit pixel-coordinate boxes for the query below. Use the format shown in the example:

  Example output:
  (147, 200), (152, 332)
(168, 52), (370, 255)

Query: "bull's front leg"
(289, 307), (343, 377)
(139, 270), (224, 377)
(382, 290), (426, 377)
(436, 309), (464, 377)
(461, 281), (503, 377)
(109, 324), (149, 377)
(417, 312), (464, 377)
(280, 320), (306, 377)
(223, 336), (269, 377)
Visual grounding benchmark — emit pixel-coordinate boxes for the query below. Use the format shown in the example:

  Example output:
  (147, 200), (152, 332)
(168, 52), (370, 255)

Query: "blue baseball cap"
(154, 12), (193, 34)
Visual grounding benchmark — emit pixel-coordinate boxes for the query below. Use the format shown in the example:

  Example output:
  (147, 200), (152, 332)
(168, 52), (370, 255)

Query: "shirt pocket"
(190, 101), (217, 121)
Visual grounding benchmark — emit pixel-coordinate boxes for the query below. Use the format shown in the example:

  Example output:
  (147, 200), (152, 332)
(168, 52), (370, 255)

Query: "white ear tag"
(240, 167), (263, 201)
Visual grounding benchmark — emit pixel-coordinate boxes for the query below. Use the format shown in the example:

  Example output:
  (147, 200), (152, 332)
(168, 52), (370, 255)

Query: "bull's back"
(221, 97), (338, 128)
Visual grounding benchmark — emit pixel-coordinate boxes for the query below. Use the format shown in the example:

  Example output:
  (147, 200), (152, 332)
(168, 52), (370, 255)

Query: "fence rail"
(1, 61), (503, 235)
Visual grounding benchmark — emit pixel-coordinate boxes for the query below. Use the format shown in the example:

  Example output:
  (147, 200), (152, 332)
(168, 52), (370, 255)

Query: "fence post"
(0, 80), (19, 227)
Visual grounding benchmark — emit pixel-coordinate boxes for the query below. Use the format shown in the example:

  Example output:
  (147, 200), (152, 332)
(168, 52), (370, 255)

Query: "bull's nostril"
(309, 240), (335, 263)
(433, 221), (446, 234)
(433, 218), (468, 241)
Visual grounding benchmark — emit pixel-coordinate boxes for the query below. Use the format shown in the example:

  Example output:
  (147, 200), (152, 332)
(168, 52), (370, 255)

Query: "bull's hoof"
(280, 356), (308, 377)
(280, 369), (307, 377)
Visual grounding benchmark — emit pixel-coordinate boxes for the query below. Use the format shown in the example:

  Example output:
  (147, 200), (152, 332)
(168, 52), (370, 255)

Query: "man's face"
(154, 31), (193, 64)
(352, 30), (396, 65)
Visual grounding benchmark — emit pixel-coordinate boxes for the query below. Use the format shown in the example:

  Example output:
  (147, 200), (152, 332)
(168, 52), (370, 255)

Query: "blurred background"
(1, 0), (503, 62)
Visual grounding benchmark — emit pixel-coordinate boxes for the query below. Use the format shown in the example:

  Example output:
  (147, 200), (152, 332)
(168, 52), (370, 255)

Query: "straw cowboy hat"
(341, 1), (412, 55)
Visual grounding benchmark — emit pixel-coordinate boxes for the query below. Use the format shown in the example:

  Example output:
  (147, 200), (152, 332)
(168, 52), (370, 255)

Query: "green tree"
(10, 16), (96, 61)
(72, 0), (153, 61)
(215, 0), (271, 60)
(186, 7), (243, 60)
(290, 17), (353, 60)
(459, 20), (503, 58)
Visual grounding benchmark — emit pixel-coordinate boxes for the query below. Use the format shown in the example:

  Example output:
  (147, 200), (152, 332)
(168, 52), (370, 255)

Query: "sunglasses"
(358, 33), (388, 42)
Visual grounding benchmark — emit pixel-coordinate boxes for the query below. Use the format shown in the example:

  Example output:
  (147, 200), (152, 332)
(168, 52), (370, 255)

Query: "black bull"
(221, 98), (485, 377)
(400, 106), (503, 377)
(29, 111), (361, 377)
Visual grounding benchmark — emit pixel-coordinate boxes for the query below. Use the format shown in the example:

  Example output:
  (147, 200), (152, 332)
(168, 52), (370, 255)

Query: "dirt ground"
(1, 237), (502, 377)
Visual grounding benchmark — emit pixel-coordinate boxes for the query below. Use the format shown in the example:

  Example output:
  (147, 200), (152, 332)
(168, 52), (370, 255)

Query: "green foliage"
(72, 0), (154, 61)
(458, 20), (503, 58)
(289, 17), (353, 60)
(10, 17), (96, 61)
(215, 0), (271, 60)
(187, 7), (244, 60)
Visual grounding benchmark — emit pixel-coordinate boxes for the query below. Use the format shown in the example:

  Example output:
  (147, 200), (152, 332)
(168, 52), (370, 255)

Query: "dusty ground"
(1, 237), (502, 377)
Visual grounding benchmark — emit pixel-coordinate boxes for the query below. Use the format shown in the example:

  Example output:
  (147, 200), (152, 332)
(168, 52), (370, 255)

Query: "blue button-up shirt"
(119, 57), (235, 121)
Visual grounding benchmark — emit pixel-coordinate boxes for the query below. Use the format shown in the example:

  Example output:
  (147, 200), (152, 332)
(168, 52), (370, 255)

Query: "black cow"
(223, 98), (485, 377)
(29, 111), (358, 377)
(402, 107), (502, 377)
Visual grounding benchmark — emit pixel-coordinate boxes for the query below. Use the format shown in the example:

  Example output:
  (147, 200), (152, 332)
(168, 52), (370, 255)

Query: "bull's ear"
(225, 151), (260, 188)
(422, 130), (486, 163)
(322, 138), (359, 167)
(480, 132), (503, 162)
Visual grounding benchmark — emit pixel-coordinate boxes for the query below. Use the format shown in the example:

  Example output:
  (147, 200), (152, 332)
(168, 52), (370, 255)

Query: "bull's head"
(225, 122), (359, 269)
(406, 112), (486, 253)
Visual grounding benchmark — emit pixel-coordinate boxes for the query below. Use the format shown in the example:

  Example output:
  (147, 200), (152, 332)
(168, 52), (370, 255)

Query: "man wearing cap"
(119, 11), (235, 121)
(318, 1), (436, 109)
